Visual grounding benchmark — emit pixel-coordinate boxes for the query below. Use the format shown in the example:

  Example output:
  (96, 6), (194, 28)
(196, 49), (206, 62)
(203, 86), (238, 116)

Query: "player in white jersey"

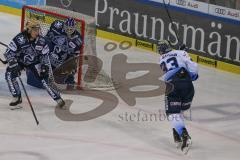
(158, 40), (198, 154)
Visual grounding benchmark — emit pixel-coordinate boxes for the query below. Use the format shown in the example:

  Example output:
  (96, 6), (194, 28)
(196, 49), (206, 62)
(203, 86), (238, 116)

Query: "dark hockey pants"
(165, 75), (194, 115)
(5, 65), (61, 100)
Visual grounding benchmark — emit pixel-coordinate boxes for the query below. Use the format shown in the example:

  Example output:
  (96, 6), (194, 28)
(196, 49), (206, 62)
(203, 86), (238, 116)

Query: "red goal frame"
(21, 5), (85, 88)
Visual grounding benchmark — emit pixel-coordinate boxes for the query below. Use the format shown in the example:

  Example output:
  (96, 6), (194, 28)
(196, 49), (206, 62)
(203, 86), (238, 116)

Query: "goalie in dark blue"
(4, 20), (66, 109)
(45, 17), (82, 85)
(158, 40), (198, 154)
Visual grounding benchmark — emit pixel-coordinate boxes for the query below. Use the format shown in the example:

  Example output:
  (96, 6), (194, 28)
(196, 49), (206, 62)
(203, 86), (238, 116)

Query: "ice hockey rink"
(0, 12), (240, 160)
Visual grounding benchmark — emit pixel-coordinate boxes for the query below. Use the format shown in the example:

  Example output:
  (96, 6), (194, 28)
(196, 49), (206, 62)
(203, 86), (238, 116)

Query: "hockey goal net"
(21, 5), (116, 90)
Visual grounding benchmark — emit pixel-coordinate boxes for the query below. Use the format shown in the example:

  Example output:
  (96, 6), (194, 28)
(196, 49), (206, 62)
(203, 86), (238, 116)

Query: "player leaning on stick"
(158, 40), (198, 154)
(4, 20), (66, 109)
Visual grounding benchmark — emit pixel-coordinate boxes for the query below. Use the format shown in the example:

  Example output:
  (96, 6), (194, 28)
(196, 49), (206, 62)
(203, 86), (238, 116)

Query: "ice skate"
(181, 128), (192, 154)
(56, 98), (66, 109)
(173, 128), (182, 148)
(9, 96), (22, 106)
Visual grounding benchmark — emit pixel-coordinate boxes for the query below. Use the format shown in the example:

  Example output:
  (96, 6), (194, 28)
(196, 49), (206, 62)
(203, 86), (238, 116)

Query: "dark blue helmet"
(64, 17), (76, 36)
(157, 40), (172, 55)
(65, 18), (75, 27)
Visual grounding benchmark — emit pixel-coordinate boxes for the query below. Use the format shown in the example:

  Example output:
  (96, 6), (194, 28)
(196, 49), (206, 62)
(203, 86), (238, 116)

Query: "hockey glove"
(179, 44), (189, 51)
(190, 72), (199, 81)
(40, 64), (49, 79)
(8, 59), (21, 77)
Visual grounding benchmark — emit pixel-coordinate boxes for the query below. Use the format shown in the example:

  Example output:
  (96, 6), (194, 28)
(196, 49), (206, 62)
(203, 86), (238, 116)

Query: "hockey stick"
(0, 41), (8, 47)
(18, 76), (39, 125)
(162, 0), (181, 45)
(162, 1), (188, 50)
(0, 58), (7, 64)
(0, 41), (8, 64)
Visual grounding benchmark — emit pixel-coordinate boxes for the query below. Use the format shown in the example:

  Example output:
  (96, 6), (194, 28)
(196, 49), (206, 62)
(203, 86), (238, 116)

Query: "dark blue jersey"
(45, 20), (82, 67)
(4, 30), (50, 66)
(46, 20), (82, 56)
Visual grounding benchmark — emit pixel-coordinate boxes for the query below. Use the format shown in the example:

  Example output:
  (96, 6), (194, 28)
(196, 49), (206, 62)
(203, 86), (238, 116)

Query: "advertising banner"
(209, 4), (240, 21)
(47, 0), (240, 67)
(170, 0), (208, 13)
(46, 0), (95, 17)
(95, 0), (240, 66)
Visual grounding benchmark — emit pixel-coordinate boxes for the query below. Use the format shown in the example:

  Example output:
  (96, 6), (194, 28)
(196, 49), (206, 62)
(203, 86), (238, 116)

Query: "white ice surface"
(0, 12), (240, 160)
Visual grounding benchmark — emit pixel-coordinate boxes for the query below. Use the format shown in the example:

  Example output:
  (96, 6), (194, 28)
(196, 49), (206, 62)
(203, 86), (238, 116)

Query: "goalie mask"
(157, 40), (172, 55)
(64, 18), (76, 37)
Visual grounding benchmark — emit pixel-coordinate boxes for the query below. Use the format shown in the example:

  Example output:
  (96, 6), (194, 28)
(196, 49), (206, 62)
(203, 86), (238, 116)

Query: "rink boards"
(97, 29), (240, 74)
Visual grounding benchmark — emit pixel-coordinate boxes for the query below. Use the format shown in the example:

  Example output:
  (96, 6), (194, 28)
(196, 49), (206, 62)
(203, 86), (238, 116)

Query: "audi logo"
(215, 8), (226, 15)
(176, 0), (187, 6)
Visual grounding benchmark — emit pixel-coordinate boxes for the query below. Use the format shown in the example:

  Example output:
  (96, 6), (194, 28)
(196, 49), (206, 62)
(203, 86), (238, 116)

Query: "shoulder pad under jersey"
(14, 32), (27, 46)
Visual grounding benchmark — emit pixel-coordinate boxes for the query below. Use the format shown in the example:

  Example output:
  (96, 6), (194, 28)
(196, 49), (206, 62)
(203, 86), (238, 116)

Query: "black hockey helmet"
(157, 40), (172, 55)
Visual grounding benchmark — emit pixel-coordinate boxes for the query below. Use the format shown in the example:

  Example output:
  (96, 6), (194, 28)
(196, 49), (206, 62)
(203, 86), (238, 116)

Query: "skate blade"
(175, 141), (182, 149)
(58, 105), (67, 110)
(10, 106), (23, 110)
(182, 139), (192, 155)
